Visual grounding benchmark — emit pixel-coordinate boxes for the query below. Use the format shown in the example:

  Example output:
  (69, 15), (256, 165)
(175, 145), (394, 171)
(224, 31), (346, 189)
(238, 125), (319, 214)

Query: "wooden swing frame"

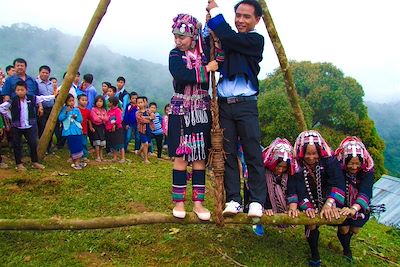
(21, 0), (345, 232)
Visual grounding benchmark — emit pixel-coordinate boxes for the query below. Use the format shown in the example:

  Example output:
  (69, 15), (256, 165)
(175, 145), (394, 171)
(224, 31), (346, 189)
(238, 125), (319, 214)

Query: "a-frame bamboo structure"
(22, 0), (345, 231)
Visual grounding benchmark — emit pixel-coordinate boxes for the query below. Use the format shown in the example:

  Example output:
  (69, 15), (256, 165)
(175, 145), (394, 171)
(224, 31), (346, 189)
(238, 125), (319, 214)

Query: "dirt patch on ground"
(76, 252), (113, 267)
(0, 169), (19, 179)
(5, 184), (21, 193)
(40, 177), (62, 186)
(125, 201), (149, 213)
(2, 177), (62, 193)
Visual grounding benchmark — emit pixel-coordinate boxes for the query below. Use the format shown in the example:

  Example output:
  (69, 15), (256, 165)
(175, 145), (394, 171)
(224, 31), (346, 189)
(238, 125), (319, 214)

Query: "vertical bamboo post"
(258, 0), (308, 132)
(208, 25), (226, 227)
(37, 0), (112, 159)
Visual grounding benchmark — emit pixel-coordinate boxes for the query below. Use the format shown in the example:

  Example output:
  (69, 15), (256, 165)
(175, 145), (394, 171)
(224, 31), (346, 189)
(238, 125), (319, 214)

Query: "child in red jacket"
(77, 94), (91, 161)
(90, 96), (108, 161)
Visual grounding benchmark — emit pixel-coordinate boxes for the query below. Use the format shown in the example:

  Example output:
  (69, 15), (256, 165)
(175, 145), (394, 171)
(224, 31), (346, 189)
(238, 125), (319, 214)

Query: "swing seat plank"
(0, 212), (345, 231)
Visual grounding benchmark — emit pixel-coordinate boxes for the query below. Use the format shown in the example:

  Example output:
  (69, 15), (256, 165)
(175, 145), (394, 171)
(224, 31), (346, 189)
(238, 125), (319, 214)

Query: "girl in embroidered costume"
(287, 130), (345, 267)
(263, 138), (297, 215)
(335, 136), (374, 262)
(168, 14), (218, 220)
(248, 138), (297, 236)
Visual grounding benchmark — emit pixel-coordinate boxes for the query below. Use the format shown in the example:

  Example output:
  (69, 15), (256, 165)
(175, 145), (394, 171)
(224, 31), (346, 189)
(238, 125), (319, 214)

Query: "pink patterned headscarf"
(294, 130), (333, 160)
(335, 136), (374, 172)
(262, 138), (297, 175)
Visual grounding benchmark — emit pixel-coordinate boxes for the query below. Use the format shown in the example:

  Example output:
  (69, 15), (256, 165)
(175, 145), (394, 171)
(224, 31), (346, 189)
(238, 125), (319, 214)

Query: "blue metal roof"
(371, 175), (400, 228)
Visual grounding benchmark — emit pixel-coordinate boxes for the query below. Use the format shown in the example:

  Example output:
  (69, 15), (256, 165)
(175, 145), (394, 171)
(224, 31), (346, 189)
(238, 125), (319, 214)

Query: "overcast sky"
(0, 0), (399, 103)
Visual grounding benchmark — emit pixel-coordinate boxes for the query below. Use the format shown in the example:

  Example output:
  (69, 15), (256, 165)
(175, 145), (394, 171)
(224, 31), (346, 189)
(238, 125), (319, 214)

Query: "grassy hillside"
(0, 148), (398, 266)
(0, 23), (172, 107)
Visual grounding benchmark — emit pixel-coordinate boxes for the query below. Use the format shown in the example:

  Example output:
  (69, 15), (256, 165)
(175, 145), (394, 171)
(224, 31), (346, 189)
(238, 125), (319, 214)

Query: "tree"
(258, 88), (313, 145)
(259, 61), (386, 179)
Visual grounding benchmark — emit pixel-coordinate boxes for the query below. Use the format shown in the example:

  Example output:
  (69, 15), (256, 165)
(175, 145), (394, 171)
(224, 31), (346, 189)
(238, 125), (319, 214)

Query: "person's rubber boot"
(337, 231), (353, 262)
(252, 224), (265, 236)
(307, 228), (321, 267)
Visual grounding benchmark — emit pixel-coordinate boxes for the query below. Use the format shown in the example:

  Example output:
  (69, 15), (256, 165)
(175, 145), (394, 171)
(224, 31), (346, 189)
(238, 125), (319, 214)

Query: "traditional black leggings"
(306, 226), (320, 260)
(172, 169), (206, 202)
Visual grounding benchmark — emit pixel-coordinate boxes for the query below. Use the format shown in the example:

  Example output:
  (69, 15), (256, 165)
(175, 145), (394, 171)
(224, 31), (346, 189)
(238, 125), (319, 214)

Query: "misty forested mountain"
(0, 23), (172, 106)
(367, 101), (400, 177)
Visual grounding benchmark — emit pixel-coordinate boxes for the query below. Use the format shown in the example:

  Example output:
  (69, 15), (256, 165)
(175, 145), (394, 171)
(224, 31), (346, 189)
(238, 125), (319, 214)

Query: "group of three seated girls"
(245, 131), (374, 266)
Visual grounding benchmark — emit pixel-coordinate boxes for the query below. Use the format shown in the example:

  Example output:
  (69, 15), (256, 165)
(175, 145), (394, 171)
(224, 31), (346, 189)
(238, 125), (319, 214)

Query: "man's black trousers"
(218, 100), (266, 206)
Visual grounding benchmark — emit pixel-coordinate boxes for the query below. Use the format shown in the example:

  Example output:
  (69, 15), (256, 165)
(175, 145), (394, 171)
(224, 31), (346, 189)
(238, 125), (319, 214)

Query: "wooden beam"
(0, 212), (346, 231)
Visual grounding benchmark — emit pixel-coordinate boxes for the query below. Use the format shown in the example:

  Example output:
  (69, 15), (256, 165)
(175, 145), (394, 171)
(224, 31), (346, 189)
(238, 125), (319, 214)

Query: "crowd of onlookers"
(0, 58), (170, 171)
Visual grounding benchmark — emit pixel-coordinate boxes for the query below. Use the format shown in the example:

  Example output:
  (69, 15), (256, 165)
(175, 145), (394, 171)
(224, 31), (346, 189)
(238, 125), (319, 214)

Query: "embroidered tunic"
(167, 48), (211, 162)
(340, 170), (374, 226)
(287, 157), (346, 211)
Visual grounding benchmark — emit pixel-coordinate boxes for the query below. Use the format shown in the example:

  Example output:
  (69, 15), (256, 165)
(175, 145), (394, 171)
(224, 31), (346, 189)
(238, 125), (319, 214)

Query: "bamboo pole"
(37, 0), (112, 159)
(258, 0), (308, 132)
(208, 31), (226, 227)
(0, 212), (346, 231)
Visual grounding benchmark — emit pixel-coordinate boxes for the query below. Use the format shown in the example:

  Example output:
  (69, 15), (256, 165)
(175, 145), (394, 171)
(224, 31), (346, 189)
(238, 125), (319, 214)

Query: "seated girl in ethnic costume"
(168, 14), (218, 220)
(287, 130), (345, 267)
(335, 136), (374, 262)
(263, 138), (297, 215)
(247, 138), (297, 236)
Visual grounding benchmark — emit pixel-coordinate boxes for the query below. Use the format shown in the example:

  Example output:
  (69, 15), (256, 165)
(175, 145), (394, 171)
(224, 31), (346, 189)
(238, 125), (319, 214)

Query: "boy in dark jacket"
(123, 92), (138, 152)
(0, 81), (55, 171)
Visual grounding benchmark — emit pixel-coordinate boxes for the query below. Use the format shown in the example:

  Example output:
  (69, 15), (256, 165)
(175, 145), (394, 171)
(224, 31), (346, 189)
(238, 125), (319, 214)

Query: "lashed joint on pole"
(208, 28), (226, 227)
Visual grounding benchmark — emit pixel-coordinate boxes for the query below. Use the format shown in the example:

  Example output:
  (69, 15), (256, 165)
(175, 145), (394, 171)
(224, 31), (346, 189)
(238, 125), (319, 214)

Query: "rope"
(207, 25), (226, 227)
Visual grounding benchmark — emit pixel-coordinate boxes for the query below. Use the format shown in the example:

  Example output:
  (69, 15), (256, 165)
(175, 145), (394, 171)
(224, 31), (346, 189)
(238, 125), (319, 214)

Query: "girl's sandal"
(193, 207), (211, 221)
(172, 207), (186, 219)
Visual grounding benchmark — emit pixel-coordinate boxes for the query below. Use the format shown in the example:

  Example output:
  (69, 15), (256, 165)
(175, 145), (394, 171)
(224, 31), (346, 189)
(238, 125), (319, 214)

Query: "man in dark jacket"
(207, 0), (266, 218)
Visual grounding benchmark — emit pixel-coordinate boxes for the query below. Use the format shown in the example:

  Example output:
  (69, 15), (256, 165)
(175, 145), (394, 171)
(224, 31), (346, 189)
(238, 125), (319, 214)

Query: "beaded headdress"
(335, 136), (374, 172)
(262, 138), (297, 175)
(171, 13), (206, 66)
(294, 130), (333, 160)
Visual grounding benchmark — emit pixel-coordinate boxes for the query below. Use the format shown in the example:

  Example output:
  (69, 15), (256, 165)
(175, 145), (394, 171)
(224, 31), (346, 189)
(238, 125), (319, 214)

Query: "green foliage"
(367, 101), (400, 177)
(259, 61), (386, 179)
(313, 125), (346, 149)
(0, 23), (172, 108)
(258, 88), (313, 144)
